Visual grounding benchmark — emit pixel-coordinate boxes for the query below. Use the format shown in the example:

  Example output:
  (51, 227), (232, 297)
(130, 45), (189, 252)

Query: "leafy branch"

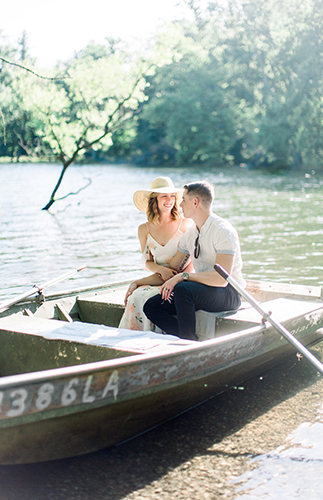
(42, 72), (147, 211)
(0, 57), (69, 80)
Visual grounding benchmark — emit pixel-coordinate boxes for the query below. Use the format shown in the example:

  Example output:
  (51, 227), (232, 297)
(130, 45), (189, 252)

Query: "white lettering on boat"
(290, 324), (308, 336)
(61, 378), (79, 406)
(7, 389), (28, 417)
(35, 383), (55, 410)
(102, 370), (119, 400)
(82, 375), (95, 403)
(0, 370), (120, 420)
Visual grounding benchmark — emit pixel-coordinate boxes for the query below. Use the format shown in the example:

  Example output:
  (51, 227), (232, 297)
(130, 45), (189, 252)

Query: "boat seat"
(75, 291), (323, 343)
(195, 309), (241, 341)
(214, 297), (323, 337)
(196, 297), (323, 340)
(55, 303), (73, 322)
(195, 304), (253, 341)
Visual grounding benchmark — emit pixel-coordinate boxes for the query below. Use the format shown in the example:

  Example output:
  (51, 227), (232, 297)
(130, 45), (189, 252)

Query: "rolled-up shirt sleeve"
(215, 226), (239, 255)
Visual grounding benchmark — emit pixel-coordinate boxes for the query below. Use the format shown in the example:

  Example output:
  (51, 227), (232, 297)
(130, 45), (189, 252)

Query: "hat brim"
(133, 187), (183, 213)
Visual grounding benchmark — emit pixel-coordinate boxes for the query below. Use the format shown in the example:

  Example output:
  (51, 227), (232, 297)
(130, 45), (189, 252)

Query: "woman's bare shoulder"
(180, 217), (194, 232)
(138, 222), (149, 238)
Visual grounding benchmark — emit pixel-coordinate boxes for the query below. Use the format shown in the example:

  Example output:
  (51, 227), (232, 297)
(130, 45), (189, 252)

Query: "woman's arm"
(146, 260), (177, 281)
(138, 222), (177, 281)
(124, 223), (169, 305)
(123, 273), (164, 305)
(138, 223), (149, 253)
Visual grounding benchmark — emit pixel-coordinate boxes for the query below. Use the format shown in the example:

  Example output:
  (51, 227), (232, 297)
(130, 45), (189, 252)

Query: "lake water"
(1, 162), (323, 301)
(232, 417), (323, 499)
(0, 162), (323, 496)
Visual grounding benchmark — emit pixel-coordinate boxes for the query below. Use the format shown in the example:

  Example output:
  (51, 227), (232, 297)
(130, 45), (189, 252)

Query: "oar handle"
(0, 266), (87, 313)
(214, 264), (230, 280)
(215, 264), (268, 318)
(214, 264), (323, 376)
(37, 266), (87, 291)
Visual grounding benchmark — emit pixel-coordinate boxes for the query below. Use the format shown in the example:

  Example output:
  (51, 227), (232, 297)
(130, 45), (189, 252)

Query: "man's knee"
(174, 281), (194, 301)
(143, 294), (159, 318)
(143, 297), (151, 317)
(174, 281), (188, 293)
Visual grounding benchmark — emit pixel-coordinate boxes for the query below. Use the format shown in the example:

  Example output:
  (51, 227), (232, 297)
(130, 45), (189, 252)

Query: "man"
(143, 181), (246, 341)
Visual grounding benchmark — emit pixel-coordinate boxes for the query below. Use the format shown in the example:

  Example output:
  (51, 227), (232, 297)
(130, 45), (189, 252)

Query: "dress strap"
(178, 217), (185, 232)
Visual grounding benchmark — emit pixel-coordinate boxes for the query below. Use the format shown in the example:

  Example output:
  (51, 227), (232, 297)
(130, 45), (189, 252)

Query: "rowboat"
(0, 276), (323, 465)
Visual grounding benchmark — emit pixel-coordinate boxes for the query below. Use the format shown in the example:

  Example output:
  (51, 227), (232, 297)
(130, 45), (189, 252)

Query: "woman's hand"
(124, 281), (139, 306)
(160, 274), (182, 301)
(157, 266), (178, 282)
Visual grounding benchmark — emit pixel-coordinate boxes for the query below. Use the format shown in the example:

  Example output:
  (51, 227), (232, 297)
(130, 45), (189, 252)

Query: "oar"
(0, 266), (87, 313)
(214, 264), (323, 376)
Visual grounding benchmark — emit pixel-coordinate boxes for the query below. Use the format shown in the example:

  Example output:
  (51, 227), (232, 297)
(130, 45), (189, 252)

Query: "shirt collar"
(196, 214), (214, 235)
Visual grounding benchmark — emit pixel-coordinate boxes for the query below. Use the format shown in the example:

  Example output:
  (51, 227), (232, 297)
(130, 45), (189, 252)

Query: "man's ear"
(193, 196), (199, 207)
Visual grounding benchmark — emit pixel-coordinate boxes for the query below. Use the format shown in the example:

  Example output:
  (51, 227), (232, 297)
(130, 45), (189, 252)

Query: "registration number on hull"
(0, 370), (119, 420)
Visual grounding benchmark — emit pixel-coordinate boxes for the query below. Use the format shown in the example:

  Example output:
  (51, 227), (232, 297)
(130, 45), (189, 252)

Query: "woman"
(119, 176), (193, 331)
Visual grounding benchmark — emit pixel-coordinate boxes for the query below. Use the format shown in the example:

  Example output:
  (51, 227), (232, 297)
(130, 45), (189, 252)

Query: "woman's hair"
(147, 192), (181, 223)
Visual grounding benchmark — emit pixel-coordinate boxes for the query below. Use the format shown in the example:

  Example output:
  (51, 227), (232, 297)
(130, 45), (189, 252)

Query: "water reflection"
(1, 163), (323, 300)
(232, 418), (323, 499)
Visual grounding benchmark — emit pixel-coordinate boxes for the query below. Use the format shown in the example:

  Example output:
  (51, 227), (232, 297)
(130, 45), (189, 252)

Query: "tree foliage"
(1, 0), (323, 184)
(1, 41), (150, 208)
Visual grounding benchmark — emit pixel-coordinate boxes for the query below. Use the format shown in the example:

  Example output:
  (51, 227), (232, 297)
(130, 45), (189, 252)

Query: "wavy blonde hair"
(147, 192), (181, 223)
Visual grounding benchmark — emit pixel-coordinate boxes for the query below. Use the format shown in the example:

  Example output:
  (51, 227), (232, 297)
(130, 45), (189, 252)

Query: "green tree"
(0, 37), (34, 159)
(218, 0), (323, 168)
(18, 42), (150, 209)
(139, 21), (241, 166)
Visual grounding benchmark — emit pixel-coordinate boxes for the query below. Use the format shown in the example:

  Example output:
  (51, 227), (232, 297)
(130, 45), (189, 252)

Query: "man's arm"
(186, 253), (233, 287)
(160, 253), (234, 301)
(168, 250), (191, 272)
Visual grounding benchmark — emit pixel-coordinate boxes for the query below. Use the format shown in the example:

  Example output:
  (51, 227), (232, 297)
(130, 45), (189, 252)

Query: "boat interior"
(0, 280), (322, 377)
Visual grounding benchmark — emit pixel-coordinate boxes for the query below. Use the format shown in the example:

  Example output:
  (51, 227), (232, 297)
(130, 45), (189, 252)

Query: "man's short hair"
(183, 181), (214, 207)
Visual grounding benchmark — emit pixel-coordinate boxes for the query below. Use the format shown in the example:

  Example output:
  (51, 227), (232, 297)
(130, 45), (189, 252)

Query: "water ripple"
(1, 164), (323, 300)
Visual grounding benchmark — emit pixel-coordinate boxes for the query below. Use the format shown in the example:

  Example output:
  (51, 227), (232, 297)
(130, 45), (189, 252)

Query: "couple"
(119, 176), (245, 341)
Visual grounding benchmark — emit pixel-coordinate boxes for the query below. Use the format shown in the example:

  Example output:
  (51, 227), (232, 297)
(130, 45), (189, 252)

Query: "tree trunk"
(42, 164), (69, 210)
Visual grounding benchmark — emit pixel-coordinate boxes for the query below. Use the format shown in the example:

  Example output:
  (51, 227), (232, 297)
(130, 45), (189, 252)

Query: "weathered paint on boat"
(0, 279), (322, 464)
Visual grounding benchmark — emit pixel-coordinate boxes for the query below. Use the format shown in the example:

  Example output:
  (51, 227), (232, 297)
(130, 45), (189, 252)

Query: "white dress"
(118, 222), (184, 332)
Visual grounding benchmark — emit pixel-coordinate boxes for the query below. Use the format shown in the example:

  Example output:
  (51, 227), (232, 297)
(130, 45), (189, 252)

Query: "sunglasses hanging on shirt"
(194, 233), (200, 259)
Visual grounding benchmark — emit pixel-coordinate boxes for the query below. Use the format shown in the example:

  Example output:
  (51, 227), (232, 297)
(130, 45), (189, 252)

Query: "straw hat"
(133, 177), (183, 213)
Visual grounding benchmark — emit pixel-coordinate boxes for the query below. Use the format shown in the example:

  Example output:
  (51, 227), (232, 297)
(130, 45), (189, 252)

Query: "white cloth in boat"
(118, 222), (184, 332)
(41, 321), (188, 351)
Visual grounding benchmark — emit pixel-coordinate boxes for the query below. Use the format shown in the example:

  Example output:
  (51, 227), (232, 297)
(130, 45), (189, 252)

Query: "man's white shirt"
(178, 213), (246, 288)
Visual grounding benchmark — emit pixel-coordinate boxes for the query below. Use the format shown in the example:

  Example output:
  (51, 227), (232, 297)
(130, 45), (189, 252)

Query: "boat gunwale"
(0, 323), (269, 390)
(1, 278), (322, 314)
(1, 279), (323, 390)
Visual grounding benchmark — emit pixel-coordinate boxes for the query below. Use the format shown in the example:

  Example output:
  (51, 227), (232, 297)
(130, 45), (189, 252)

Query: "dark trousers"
(143, 282), (241, 341)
